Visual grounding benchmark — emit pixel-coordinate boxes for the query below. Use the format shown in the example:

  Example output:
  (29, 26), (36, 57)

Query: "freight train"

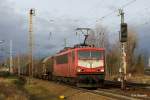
(33, 44), (105, 88)
(19, 34), (105, 88)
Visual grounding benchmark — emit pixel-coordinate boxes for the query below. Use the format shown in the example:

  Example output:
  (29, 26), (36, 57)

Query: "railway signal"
(119, 8), (127, 90)
(120, 23), (128, 42)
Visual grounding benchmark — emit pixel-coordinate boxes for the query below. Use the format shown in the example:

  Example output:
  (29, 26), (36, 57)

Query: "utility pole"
(28, 9), (35, 83)
(9, 40), (13, 74)
(148, 57), (150, 67)
(17, 54), (20, 77)
(64, 38), (67, 47)
(119, 9), (128, 90)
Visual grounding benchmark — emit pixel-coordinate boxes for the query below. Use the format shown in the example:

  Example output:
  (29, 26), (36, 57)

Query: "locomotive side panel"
(53, 50), (77, 78)
(53, 54), (68, 76)
(67, 51), (76, 77)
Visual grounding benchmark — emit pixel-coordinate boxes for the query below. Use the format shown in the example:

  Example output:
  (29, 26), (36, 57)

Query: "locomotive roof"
(42, 46), (105, 61)
(56, 46), (105, 56)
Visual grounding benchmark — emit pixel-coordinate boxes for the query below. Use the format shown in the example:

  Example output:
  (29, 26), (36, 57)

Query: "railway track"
(96, 88), (150, 100)
(63, 80), (150, 100)
(53, 81), (149, 100)
(63, 84), (141, 100)
(101, 80), (150, 99)
(91, 89), (140, 100)
(104, 80), (150, 90)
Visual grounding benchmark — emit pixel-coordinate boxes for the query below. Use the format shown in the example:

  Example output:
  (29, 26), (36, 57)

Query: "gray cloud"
(0, 0), (27, 56)
(0, 0), (80, 59)
(0, 0), (150, 60)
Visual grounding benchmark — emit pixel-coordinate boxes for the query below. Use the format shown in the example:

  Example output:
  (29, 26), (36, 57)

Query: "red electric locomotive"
(40, 33), (105, 88)
(52, 45), (105, 87)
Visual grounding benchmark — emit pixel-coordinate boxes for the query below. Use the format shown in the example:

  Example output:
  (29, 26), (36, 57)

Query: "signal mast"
(119, 8), (128, 90)
(28, 9), (35, 83)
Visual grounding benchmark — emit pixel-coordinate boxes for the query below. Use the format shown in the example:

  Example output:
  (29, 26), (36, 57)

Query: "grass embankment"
(24, 79), (111, 100)
(0, 72), (28, 100)
(0, 72), (111, 100)
(25, 81), (58, 100)
(127, 75), (150, 84)
(0, 72), (59, 100)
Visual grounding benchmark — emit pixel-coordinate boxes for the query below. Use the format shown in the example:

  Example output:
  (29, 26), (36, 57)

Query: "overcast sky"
(0, 0), (150, 59)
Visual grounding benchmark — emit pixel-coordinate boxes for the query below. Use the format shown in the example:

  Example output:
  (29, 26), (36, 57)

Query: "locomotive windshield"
(78, 51), (104, 59)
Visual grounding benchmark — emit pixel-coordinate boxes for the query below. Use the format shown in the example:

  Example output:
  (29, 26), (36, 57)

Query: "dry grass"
(0, 74), (111, 100)
(25, 79), (112, 100)
(127, 75), (150, 84)
(0, 76), (29, 100)
(25, 84), (58, 100)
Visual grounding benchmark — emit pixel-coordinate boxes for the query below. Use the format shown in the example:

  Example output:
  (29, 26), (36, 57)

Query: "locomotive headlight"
(100, 68), (104, 72)
(77, 68), (81, 72)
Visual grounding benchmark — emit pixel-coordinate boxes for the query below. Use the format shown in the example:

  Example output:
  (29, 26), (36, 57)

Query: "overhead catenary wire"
(84, 0), (137, 28)
(44, 0), (148, 48)
(48, 0), (136, 32)
(99, 0), (137, 21)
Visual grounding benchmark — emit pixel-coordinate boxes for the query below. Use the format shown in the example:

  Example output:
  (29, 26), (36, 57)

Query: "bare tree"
(126, 29), (138, 73)
(86, 24), (109, 49)
(135, 54), (144, 74)
(106, 28), (144, 78)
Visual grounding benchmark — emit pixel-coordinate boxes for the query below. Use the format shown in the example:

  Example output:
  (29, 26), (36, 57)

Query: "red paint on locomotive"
(53, 47), (105, 78)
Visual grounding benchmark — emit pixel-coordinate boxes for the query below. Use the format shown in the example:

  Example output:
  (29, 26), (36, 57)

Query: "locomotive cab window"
(78, 51), (104, 59)
(56, 54), (68, 64)
(91, 51), (104, 59)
